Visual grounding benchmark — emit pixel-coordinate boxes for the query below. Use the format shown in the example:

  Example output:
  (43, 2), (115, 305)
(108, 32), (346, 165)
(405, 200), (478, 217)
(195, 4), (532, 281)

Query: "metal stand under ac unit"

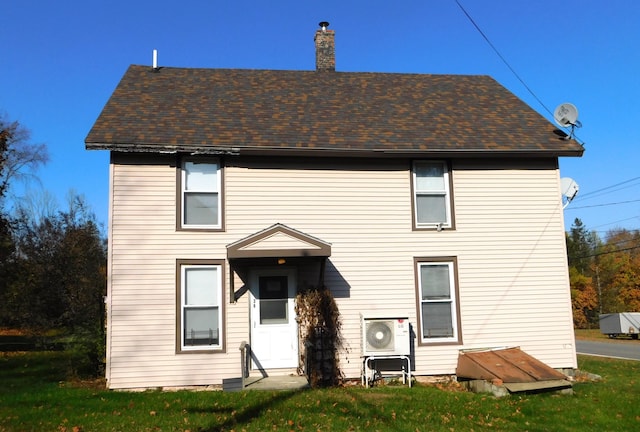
(362, 354), (412, 388)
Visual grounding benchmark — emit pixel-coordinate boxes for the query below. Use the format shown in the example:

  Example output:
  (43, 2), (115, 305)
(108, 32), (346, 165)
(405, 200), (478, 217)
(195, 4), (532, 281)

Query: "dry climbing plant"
(295, 287), (343, 387)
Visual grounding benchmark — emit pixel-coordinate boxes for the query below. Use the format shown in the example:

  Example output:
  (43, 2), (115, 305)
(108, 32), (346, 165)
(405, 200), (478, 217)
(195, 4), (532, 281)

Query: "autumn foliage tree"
(566, 220), (640, 328)
(600, 229), (640, 313)
(569, 267), (597, 328)
(566, 218), (600, 328)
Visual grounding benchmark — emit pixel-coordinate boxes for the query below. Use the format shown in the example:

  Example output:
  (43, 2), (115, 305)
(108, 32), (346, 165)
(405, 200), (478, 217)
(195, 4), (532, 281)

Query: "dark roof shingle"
(85, 65), (583, 157)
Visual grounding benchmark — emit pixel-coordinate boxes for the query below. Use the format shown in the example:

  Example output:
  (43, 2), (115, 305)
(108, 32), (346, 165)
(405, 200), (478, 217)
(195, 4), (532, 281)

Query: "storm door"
(249, 268), (298, 370)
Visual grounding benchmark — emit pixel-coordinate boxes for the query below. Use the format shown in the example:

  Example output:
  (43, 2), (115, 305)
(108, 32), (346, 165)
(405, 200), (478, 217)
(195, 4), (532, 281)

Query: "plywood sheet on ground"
(456, 347), (568, 383)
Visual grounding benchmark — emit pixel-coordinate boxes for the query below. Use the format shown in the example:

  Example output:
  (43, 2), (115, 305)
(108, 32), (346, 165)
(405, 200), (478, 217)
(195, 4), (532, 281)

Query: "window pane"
(185, 162), (218, 191)
(421, 264), (451, 299)
(184, 192), (218, 225)
(185, 267), (218, 305)
(421, 302), (453, 337)
(184, 307), (219, 345)
(260, 299), (288, 324)
(259, 276), (287, 300)
(416, 163), (444, 190)
(416, 195), (446, 224)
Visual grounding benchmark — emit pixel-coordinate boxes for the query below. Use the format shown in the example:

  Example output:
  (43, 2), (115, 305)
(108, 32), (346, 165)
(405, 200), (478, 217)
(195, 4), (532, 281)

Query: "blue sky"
(2, 0), (639, 236)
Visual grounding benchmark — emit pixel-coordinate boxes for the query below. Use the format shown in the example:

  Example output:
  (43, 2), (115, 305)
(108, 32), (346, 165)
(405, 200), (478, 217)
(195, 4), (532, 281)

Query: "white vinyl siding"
(413, 161), (451, 228)
(179, 264), (222, 351)
(181, 160), (221, 228)
(417, 260), (459, 343)
(105, 155), (576, 389)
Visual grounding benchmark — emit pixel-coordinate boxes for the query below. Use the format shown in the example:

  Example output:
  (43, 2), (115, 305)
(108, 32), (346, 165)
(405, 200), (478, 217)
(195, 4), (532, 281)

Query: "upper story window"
(180, 158), (222, 230)
(412, 161), (453, 230)
(415, 257), (462, 345)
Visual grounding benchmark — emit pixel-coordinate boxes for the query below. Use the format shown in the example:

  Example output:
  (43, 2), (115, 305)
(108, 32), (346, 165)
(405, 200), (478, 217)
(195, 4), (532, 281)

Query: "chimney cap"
(319, 21), (330, 30)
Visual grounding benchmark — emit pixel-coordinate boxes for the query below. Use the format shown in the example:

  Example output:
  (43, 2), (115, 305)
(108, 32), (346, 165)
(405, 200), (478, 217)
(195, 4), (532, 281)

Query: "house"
(85, 23), (584, 390)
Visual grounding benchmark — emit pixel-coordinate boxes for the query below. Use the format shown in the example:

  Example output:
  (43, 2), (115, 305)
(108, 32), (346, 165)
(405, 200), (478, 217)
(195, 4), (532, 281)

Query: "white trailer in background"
(599, 313), (640, 339)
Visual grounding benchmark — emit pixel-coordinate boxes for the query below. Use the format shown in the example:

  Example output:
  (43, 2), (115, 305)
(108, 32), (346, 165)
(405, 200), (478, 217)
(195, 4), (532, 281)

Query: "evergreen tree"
(566, 218), (596, 273)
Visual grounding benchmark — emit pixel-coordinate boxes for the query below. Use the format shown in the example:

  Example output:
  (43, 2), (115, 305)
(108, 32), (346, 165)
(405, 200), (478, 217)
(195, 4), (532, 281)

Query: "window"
(177, 261), (224, 352)
(415, 258), (461, 345)
(412, 161), (452, 229)
(259, 276), (289, 324)
(180, 159), (222, 229)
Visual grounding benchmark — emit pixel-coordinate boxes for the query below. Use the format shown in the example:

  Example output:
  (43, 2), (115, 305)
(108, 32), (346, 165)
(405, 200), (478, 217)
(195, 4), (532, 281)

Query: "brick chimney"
(314, 21), (335, 72)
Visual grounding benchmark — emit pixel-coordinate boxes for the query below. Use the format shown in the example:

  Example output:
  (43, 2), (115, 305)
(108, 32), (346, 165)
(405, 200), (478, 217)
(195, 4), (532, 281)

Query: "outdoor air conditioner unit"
(362, 316), (410, 357)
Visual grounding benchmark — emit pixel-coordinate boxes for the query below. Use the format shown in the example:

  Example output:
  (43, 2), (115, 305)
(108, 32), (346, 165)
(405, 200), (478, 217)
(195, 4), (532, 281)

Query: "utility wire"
(591, 216), (640, 231)
(454, 0), (584, 144)
(572, 176), (640, 201)
(571, 244), (640, 260)
(566, 176), (640, 228)
(454, 0), (553, 117)
(567, 199), (640, 210)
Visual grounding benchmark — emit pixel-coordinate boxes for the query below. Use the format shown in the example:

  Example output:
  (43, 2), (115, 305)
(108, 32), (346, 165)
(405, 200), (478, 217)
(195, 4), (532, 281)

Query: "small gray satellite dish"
(560, 177), (579, 208)
(554, 103), (581, 128)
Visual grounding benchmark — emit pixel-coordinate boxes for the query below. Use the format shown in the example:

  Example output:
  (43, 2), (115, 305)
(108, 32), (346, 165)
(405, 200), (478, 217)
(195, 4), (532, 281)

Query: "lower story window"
(415, 257), (461, 345)
(178, 260), (224, 352)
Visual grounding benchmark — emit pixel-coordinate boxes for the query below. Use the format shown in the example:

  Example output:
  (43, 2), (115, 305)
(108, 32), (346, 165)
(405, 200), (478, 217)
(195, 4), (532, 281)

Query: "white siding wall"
(106, 155), (576, 389)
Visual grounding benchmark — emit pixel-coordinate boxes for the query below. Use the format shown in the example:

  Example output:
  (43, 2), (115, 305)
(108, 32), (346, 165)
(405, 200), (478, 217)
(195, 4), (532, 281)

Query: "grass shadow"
(187, 388), (311, 432)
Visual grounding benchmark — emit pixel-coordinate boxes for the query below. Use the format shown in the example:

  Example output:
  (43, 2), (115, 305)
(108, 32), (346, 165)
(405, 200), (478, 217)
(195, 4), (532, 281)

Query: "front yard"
(1, 349), (639, 431)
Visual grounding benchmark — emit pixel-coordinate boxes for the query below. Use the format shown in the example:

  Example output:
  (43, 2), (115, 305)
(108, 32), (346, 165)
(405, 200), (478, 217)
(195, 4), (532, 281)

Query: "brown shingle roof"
(85, 65), (583, 158)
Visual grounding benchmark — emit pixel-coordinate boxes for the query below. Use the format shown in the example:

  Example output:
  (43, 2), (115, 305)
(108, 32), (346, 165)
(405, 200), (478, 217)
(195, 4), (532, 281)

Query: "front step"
(247, 367), (299, 378)
(243, 375), (309, 391)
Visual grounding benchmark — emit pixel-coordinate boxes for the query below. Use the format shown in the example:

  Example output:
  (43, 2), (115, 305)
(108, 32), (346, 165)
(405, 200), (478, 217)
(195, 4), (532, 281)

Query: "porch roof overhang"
(226, 224), (331, 303)
(226, 223), (331, 260)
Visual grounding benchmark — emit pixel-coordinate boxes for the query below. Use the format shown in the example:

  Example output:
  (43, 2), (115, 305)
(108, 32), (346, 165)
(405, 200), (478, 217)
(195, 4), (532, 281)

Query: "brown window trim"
(176, 155), (225, 232)
(413, 256), (463, 346)
(176, 259), (226, 354)
(410, 160), (456, 231)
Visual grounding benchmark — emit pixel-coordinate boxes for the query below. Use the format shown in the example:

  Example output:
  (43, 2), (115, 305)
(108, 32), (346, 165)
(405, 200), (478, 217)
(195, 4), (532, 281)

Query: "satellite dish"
(554, 103), (582, 140)
(554, 103), (579, 127)
(560, 177), (579, 208)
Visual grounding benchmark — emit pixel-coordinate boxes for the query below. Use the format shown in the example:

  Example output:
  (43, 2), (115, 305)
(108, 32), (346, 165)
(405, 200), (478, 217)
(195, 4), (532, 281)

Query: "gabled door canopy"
(226, 223), (331, 259)
(226, 224), (332, 303)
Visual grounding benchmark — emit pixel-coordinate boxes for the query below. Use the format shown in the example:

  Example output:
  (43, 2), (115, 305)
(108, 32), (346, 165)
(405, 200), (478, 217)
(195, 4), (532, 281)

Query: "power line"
(453, 1), (551, 116)
(572, 176), (640, 202)
(565, 175), (640, 229)
(453, 0), (584, 145)
(591, 216), (640, 230)
(571, 244), (640, 260)
(567, 199), (640, 210)
(601, 237), (640, 248)
(452, 1), (637, 230)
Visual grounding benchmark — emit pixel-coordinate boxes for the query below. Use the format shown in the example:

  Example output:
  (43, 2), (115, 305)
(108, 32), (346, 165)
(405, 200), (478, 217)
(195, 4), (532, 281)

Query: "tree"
(0, 127), (9, 198)
(566, 218), (597, 273)
(569, 267), (598, 328)
(4, 194), (107, 375)
(566, 219), (601, 327)
(1, 114), (49, 330)
(0, 113), (49, 204)
(0, 115), (105, 376)
(599, 229), (640, 313)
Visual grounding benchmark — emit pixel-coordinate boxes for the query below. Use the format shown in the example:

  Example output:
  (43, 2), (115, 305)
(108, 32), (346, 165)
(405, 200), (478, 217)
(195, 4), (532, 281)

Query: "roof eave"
(85, 142), (584, 158)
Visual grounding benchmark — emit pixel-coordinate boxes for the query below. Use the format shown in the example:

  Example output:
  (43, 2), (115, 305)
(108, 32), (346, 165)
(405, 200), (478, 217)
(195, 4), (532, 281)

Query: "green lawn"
(1, 351), (639, 431)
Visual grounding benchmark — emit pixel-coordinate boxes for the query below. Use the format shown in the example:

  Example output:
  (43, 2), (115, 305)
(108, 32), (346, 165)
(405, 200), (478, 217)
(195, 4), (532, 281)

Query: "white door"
(250, 268), (298, 370)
